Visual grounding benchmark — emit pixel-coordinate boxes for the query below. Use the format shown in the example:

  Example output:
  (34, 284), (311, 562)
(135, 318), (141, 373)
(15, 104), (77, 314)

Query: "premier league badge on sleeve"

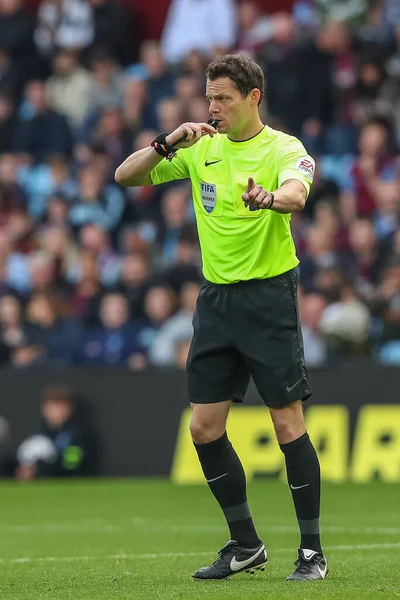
(296, 156), (315, 182)
(200, 182), (217, 214)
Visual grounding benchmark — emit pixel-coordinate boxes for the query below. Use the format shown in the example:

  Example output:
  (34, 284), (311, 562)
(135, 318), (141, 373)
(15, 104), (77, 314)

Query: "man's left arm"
(242, 144), (315, 213)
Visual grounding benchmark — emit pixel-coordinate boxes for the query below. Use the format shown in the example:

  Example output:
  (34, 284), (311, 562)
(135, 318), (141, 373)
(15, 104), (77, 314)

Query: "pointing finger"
(247, 177), (255, 191)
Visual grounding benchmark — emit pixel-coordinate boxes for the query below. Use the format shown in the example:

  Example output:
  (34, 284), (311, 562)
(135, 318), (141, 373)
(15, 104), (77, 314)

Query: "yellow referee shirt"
(150, 125), (314, 284)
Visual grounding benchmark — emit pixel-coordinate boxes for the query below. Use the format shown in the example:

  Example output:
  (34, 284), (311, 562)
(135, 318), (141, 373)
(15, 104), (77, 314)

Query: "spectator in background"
(29, 250), (63, 295)
(134, 40), (176, 108)
(158, 185), (191, 265)
(116, 253), (150, 319)
(45, 194), (70, 227)
(82, 292), (146, 367)
(46, 48), (94, 129)
(348, 218), (382, 298)
(119, 223), (154, 260)
(299, 225), (341, 292)
(0, 92), (17, 154)
(0, 294), (28, 364)
(88, 107), (132, 173)
(88, 50), (123, 114)
(306, 20), (357, 155)
(69, 165), (125, 233)
(16, 385), (94, 479)
(18, 153), (77, 219)
(186, 96), (210, 124)
(149, 281), (200, 367)
(175, 74), (202, 108)
(319, 284), (371, 356)
(258, 12), (312, 137)
(0, 153), (27, 225)
(77, 224), (121, 286)
(40, 225), (80, 284)
(339, 117), (398, 221)
(0, 0), (36, 86)
(13, 80), (73, 164)
(89, 0), (137, 65)
(0, 49), (20, 100)
(156, 97), (184, 134)
(353, 56), (400, 132)
(0, 230), (30, 294)
(162, 225), (202, 293)
(371, 255), (400, 363)
(298, 292), (328, 367)
(372, 180), (400, 240)
(121, 76), (149, 133)
(69, 250), (104, 325)
(236, 1), (274, 57)
(26, 291), (82, 363)
(140, 285), (177, 353)
(34, 0), (94, 60)
(161, 0), (236, 64)
(314, 0), (368, 29)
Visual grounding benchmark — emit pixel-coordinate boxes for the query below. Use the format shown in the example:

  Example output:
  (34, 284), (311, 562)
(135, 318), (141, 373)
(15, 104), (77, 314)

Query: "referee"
(115, 54), (327, 582)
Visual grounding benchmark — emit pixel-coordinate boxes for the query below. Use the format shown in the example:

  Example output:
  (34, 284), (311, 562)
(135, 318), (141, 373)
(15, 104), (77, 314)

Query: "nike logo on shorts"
(286, 378), (302, 392)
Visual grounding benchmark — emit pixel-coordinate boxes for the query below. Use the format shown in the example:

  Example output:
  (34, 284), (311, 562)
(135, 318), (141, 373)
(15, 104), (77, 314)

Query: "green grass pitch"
(0, 479), (399, 599)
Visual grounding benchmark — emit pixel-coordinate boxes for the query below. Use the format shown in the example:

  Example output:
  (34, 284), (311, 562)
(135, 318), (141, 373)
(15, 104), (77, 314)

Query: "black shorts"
(187, 268), (311, 408)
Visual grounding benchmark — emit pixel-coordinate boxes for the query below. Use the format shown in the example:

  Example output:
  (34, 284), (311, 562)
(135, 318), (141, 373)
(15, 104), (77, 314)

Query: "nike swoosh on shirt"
(230, 545), (265, 572)
(204, 160), (222, 166)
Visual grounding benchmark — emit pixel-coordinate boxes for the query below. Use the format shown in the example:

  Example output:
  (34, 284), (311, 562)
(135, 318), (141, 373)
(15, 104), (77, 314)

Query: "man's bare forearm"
(242, 178), (307, 213)
(115, 122), (216, 187)
(270, 180), (307, 213)
(115, 147), (162, 187)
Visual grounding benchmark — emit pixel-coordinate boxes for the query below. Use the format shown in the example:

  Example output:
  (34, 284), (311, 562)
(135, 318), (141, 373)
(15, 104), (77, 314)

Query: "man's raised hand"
(242, 177), (272, 209)
(166, 122), (216, 149)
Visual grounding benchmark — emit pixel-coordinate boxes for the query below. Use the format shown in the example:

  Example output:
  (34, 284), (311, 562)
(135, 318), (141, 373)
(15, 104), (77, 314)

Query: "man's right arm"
(114, 122), (216, 187)
(114, 147), (162, 187)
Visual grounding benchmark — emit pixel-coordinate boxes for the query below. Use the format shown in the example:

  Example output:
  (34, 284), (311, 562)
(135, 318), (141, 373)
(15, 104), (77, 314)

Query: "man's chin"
(216, 121), (228, 133)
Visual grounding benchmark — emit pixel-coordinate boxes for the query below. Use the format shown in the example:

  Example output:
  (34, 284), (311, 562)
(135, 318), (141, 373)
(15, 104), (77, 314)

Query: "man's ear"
(250, 88), (261, 105)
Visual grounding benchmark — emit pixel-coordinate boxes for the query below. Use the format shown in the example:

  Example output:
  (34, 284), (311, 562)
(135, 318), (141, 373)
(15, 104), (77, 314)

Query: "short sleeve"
(276, 137), (315, 196)
(150, 148), (192, 185)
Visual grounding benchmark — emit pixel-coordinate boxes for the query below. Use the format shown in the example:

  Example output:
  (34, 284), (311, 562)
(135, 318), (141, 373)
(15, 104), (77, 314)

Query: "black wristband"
(150, 132), (178, 162)
(266, 192), (275, 210)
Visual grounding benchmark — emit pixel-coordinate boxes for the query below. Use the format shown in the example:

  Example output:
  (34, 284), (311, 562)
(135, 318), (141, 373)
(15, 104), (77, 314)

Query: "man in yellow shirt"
(115, 54), (327, 582)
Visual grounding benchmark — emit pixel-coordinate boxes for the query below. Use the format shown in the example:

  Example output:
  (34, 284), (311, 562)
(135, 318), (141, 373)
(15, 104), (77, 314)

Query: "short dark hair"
(205, 54), (265, 105)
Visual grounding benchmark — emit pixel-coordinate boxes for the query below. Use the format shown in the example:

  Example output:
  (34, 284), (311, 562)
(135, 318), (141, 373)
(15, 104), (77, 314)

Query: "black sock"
(194, 432), (260, 548)
(280, 432), (322, 553)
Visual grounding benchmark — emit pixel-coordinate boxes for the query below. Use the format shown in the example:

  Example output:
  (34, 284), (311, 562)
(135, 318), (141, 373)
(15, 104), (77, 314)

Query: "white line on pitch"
(0, 522), (400, 535)
(1, 543), (400, 565)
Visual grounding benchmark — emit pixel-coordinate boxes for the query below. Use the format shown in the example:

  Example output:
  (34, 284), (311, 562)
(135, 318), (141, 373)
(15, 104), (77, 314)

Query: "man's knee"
(270, 401), (306, 445)
(189, 402), (230, 444)
(189, 417), (226, 444)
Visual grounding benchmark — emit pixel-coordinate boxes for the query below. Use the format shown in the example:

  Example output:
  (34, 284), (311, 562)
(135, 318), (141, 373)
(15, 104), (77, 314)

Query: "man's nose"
(209, 100), (219, 114)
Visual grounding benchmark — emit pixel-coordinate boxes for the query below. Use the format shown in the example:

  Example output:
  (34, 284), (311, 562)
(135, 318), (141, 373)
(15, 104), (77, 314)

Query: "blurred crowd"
(0, 0), (400, 369)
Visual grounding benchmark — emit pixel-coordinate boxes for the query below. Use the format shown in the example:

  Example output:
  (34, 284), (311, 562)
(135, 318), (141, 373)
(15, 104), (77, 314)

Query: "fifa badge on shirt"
(296, 156), (315, 182)
(200, 182), (217, 214)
